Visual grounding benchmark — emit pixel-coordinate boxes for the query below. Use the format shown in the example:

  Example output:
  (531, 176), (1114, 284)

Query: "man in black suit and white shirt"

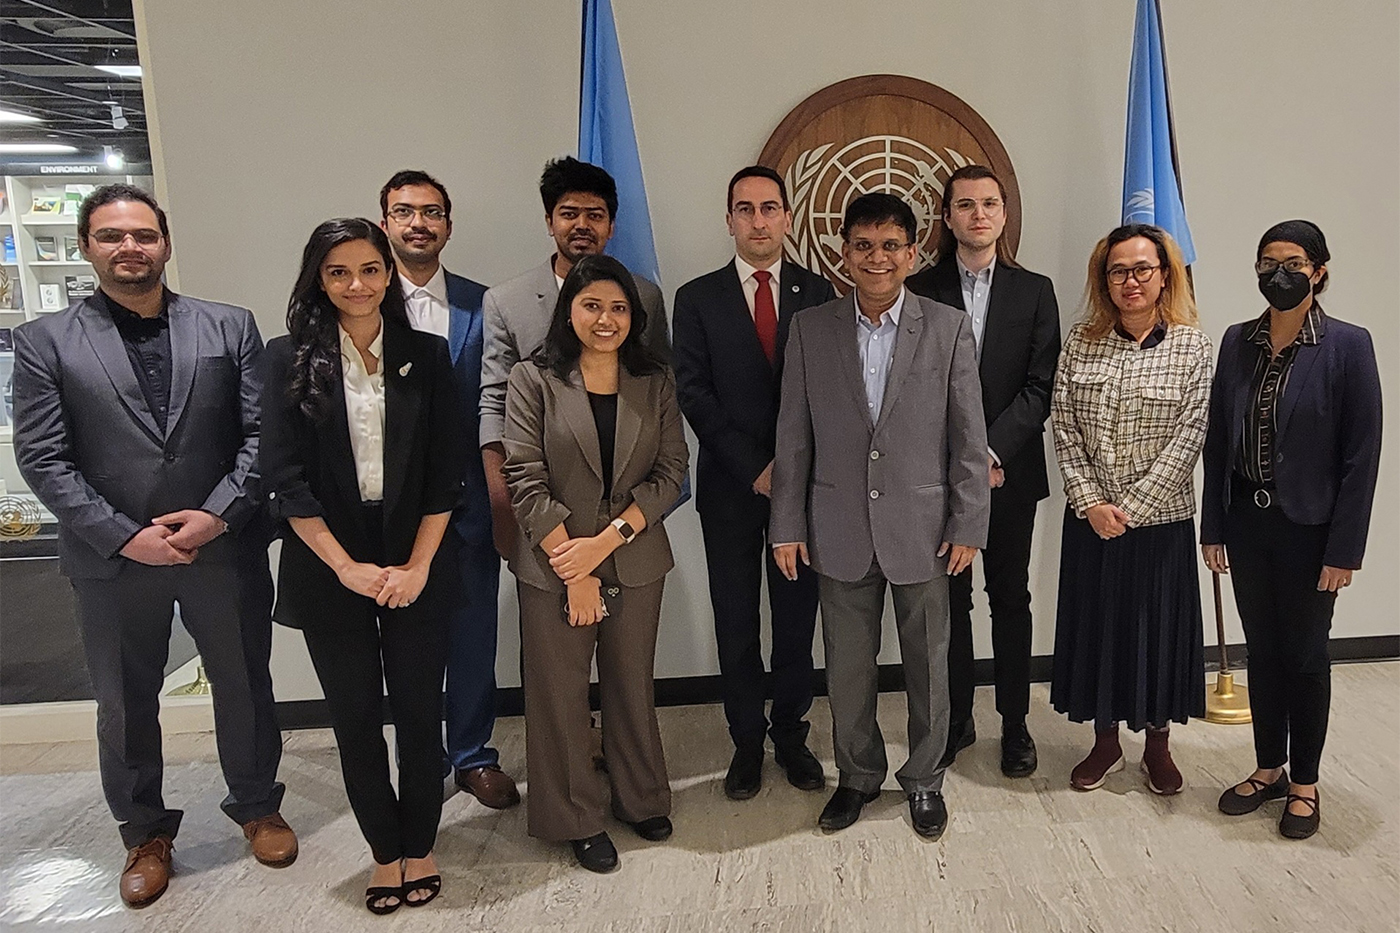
(673, 166), (834, 799)
(905, 165), (1061, 778)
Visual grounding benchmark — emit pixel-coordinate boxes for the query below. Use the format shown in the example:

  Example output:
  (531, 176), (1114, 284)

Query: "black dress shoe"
(908, 790), (949, 839)
(724, 746), (764, 800)
(774, 743), (825, 791)
(1218, 770), (1289, 815)
(938, 717), (976, 770)
(570, 832), (619, 873)
(628, 815), (673, 841)
(818, 786), (880, 833)
(1279, 791), (1320, 840)
(1000, 720), (1038, 778)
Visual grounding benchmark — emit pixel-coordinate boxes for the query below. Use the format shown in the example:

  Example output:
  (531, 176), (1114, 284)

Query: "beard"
(106, 258), (162, 288)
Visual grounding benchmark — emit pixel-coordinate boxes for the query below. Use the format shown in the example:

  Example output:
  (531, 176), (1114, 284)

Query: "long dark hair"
(285, 218), (407, 421)
(532, 254), (665, 381)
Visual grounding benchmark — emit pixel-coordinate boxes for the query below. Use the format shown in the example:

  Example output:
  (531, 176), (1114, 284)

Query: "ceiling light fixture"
(96, 65), (143, 78)
(104, 146), (125, 170)
(0, 109), (43, 124)
(0, 143), (79, 154)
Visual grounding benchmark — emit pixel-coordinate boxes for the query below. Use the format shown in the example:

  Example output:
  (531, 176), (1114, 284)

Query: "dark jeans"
(1226, 486), (1336, 785)
(72, 560), (285, 848)
(947, 495), (1037, 725)
(698, 493), (819, 751)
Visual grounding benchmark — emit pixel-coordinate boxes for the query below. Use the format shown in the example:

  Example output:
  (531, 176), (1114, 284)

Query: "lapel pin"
(791, 284), (800, 292)
(399, 362), (412, 377)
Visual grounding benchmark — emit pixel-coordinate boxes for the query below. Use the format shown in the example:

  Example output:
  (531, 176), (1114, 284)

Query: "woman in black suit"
(261, 218), (462, 911)
(1202, 221), (1382, 839)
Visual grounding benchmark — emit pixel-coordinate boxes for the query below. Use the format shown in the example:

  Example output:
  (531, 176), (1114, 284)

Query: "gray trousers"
(818, 559), (951, 795)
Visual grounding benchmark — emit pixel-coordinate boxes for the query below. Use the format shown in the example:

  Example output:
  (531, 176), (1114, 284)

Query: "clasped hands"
(120, 509), (227, 566)
(550, 531), (620, 627)
(336, 560), (428, 609)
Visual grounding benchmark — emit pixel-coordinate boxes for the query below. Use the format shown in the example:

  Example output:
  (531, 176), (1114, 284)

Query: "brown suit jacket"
(502, 360), (688, 592)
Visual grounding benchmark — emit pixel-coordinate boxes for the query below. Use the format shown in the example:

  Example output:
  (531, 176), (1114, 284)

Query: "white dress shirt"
(854, 287), (906, 421)
(401, 266), (450, 339)
(733, 255), (782, 320)
(339, 324), (386, 502)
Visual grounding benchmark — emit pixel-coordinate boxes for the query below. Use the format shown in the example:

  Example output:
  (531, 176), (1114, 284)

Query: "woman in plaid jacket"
(1050, 224), (1213, 796)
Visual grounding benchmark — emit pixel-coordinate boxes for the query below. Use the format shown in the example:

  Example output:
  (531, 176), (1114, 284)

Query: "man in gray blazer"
(479, 157), (670, 558)
(771, 193), (989, 840)
(12, 186), (294, 908)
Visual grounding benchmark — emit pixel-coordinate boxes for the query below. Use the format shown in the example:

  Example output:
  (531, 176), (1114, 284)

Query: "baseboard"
(272, 634), (1399, 732)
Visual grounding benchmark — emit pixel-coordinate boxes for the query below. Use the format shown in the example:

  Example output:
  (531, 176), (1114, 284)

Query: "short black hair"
(539, 156), (618, 219)
(78, 184), (168, 243)
(727, 165), (789, 212)
(380, 170), (452, 221)
(841, 192), (916, 245)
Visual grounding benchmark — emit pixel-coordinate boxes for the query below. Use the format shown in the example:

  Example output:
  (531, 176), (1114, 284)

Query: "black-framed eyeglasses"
(386, 205), (447, 223)
(1255, 257), (1312, 276)
(91, 227), (162, 247)
(1106, 264), (1160, 285)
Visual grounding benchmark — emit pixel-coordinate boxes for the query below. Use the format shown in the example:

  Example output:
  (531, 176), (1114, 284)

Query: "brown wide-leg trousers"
(518, 572), (670, 841)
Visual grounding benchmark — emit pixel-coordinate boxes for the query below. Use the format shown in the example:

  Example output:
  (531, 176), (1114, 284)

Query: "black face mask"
(1258, 267), (1312, 310)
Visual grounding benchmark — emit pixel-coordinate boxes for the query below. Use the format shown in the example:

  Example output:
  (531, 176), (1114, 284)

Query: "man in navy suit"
(673, 166), (834, 799)
(380, 171), (519, 809)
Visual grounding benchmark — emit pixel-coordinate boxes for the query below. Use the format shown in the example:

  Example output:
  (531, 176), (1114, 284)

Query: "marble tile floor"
(0, 662), (1395, 932)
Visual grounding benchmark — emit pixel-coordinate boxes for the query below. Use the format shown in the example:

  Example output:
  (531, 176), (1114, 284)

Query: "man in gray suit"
(771, 193), (989, 840)
(12, 186), (295, 907)
(479, 156), (669, 557)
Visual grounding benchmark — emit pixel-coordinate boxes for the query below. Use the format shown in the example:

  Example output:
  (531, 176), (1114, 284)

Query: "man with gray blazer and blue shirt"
(771, 193), (990, 840)
(12, 185), (296, 908)
(479, 157), (669, 560)
(379, 170), (520, 810)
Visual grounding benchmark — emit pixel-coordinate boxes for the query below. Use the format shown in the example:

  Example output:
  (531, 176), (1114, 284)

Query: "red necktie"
(753, 269), (777, 365)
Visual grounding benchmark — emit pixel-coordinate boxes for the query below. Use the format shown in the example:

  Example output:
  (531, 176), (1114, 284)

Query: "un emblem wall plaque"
(759, 74), (1020, 292)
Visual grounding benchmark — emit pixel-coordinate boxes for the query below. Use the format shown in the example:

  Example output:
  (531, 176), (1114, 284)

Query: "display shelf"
(18, 215), (78, 226)
(29, 261), (91, 267)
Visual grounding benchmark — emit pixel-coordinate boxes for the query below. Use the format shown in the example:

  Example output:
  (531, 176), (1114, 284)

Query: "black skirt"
(1050, 507), (1205, 730)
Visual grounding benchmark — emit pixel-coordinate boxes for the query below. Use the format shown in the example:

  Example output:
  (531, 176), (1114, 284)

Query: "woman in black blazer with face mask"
(261, 218), (463, 911)
(1202, 220), (1382, 840)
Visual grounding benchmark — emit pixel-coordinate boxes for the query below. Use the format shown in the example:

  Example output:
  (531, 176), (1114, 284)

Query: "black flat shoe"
(365, 885), (403, 915)
(724, 746), (764, 800)
(1218, 771), (1289, 816)
(402, 874), (441, 907)
(1000, 721), (1038, 778)
(570, 832), (619, 873)
(628, 816), (673, 842)
(774, 743), (825, 791)
(939, 717), (976, 770)
(908, 790), (949, 839)
(818, 786), (880, 833)
(1279, 792), (1320, 840)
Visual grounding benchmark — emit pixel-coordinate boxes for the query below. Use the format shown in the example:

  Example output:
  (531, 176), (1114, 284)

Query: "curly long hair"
(1081, 223), (1197, 340)
(285, 218), (407, 421)
(532, 254), (666, 381)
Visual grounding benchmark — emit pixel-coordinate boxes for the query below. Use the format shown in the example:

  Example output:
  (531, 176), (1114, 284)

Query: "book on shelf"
(64, 236), (81, 262)
(30, 195), (62, 215)
(39, 283), (64, 311)
(34, 236), (59, 262)
(63, 185), (94, 216)
(2, 234), (15, 264)
(64, 275), (97, 300)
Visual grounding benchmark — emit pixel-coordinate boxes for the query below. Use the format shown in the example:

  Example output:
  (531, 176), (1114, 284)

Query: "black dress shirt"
(588, 391), (618, 500)
(100, 289), (172, 434)
(1240, 305), (1324, 486)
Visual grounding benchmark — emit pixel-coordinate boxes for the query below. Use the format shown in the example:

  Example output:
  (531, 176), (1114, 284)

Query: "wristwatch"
(610, 517), (638, 545)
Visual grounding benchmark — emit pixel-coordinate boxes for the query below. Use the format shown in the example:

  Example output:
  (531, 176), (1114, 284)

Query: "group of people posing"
(11, 157), (1381, 914)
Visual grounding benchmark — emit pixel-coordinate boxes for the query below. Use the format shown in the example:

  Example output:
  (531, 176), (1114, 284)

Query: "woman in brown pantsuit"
(503, 255), (688, 873)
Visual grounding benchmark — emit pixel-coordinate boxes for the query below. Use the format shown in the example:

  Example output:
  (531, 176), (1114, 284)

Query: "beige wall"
(135, 0), (1399, 700)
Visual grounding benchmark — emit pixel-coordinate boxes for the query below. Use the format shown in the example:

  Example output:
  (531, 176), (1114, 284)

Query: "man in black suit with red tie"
(905, 165), (1061, 778)
(673, 166), (835, 799)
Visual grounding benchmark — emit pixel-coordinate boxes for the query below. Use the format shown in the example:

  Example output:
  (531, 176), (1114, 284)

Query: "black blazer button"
(163, 452), (176, 462)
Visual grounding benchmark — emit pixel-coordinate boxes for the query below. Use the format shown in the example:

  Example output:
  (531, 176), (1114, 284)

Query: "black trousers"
(299, 506), (449, 865)
(948, 494), (1038, 725)
(72, 559), (285, 848)
(1226, 488), (1336, 785)
(698, 492), (819, 751)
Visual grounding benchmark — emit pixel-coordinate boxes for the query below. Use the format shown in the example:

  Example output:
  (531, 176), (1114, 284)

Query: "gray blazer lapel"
(611, 367), (646, 491)
(165, 296), (198, 437)
(77, 299), (163, 440)
(559, 368), (604, 481)
(831, 296), (874, 430)
(874, 292), (924, 433)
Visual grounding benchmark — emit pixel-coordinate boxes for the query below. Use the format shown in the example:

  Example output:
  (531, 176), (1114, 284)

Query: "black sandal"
(1218, 770), (1289, 815)
(1279, 791), (1320, 840)
(402, 874), (442, 907)
(365, 885), (403, 915)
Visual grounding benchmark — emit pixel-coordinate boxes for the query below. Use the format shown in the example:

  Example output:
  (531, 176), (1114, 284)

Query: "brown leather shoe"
(242, 813), (299, 867)
(120, 835), (173, 908)
(455, 765), (521, 809)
